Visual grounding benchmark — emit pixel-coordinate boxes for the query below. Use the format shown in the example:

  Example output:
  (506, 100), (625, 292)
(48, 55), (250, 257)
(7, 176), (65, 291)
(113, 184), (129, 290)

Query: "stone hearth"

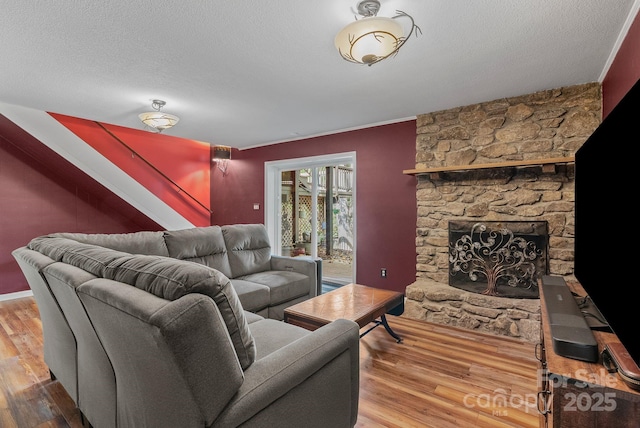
(404, 82), (601, 343)
(405, 280), (541, 342)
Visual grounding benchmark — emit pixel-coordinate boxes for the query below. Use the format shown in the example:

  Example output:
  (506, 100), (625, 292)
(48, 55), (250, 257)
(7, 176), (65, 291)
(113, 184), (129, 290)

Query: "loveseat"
(12, 224), (360, 428)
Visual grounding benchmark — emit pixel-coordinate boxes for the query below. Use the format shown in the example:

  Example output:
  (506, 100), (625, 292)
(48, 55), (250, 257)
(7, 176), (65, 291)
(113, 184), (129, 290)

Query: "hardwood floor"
(356, 315), (540, 428)
(0, 297), (83, 428)
(0, 297), (541, 428)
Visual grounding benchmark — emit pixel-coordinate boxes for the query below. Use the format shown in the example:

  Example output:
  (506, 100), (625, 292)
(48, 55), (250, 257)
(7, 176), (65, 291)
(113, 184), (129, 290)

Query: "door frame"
(264, 152), (356, 278)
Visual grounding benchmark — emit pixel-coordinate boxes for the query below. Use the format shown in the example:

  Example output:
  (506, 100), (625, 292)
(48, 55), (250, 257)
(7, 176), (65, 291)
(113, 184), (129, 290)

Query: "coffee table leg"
(380, 315), (402, 343)
(359, 315), (403, 343)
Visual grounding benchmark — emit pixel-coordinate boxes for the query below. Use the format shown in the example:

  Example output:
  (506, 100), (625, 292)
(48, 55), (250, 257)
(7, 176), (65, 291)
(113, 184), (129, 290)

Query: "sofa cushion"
(229, 279), (270, 313)
(28, 236), (132, 277)
(102, 254), (256, 369)
(222, 224), (272, 278)
(248, 319), (311, 359)
(243, 310), (264, 324)
(163, 226), (233, 278)
(53, 231), (169, 256)
(238, 270), (310, 306)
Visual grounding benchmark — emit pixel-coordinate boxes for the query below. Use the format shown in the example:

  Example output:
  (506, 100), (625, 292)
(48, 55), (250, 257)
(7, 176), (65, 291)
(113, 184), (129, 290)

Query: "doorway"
(265, 153), (356, 290)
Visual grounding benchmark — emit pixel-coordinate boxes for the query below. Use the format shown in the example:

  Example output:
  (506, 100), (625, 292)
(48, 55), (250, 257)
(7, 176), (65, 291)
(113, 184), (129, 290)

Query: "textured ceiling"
(0, 1), (637, 149)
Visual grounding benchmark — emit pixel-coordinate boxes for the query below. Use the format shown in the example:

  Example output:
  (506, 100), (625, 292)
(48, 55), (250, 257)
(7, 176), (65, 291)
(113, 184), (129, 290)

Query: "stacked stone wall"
(405, 82), (602, 342)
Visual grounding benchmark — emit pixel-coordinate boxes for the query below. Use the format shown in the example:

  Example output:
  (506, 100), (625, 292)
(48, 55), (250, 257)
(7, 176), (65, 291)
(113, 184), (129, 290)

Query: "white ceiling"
(0, 1), (638, 150)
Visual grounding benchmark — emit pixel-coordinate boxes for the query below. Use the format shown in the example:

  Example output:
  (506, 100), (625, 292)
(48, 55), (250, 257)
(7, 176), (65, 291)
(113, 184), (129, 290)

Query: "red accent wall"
(602, 10), (640, 117)
(0, 115), (162, 294)
(51, 113), (211, 226)
(211, 121), (418, 293)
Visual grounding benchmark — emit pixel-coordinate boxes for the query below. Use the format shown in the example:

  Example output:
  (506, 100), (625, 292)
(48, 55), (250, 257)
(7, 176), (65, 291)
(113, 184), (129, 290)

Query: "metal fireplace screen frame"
(448, 221), (549, 298)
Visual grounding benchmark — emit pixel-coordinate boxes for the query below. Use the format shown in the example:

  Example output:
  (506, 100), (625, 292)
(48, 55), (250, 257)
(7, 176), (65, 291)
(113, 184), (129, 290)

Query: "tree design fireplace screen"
(448, 221), (548, 298)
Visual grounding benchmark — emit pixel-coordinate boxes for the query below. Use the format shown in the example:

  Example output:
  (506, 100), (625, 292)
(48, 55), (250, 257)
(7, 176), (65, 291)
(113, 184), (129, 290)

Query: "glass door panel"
(320, 165), (353, 289)
(266, 153), (356, 293)
(281, 165), (355, 289)
(280, 170), (295, 256)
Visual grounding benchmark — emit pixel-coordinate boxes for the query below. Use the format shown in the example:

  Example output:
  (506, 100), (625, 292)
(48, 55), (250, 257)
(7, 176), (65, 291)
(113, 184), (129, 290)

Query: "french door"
(264, 152), (356, 286)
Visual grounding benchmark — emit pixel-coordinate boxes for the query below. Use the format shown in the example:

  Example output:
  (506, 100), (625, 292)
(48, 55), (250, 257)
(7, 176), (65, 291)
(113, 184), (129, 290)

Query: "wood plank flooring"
(0, 297), (541, 428)
(356, 315), (540, 428)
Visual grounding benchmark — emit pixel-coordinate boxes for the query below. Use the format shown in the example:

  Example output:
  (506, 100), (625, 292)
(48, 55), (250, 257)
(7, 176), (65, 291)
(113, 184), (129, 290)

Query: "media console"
(537, 279), (640, 427)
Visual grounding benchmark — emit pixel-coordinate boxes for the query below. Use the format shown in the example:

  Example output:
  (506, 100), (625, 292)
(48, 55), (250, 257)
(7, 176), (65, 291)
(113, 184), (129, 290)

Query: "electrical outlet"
(381, 268), (387, 278)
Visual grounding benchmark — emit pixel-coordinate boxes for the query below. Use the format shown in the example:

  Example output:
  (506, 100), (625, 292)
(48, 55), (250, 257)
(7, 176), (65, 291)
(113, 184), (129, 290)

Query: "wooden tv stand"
(538, 281), (640, 427)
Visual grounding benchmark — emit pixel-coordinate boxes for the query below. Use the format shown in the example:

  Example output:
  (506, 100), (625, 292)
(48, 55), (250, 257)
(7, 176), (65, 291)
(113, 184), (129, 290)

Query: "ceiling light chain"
(335, 0), (421, 66)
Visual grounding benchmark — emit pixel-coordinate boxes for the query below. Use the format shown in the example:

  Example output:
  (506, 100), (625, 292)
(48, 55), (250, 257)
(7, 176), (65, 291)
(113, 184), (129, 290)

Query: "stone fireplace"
(404, 82), (601, 343)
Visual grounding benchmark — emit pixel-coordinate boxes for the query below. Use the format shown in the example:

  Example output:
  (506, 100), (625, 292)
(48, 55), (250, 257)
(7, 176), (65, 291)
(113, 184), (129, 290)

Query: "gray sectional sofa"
(50, 223), (319, 320)
(12, 224), (360, 428)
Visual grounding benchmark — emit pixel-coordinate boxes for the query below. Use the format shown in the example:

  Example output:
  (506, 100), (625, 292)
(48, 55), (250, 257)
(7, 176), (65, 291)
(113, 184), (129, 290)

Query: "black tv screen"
(574, 78), (640, 365)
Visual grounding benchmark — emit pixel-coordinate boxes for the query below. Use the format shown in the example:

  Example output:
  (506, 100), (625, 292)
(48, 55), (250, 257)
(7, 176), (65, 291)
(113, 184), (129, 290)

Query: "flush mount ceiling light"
(335, 0), (420, 66)
(138, 99), (180, 132)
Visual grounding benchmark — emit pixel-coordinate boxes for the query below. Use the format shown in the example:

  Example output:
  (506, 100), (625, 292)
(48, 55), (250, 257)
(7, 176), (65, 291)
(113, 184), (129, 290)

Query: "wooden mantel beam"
(403, 156), (575, 176)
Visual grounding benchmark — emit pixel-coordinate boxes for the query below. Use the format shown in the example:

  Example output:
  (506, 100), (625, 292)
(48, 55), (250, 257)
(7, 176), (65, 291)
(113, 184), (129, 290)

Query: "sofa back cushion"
(28, 235), (256, 369)
(53, 231), (169, 256)
(77, 281), (244, 426)
(163, 226), (233, 278)
(222, 224), (272, 278)
(104, 254), (256, 369)
(28, 236), (132, 277)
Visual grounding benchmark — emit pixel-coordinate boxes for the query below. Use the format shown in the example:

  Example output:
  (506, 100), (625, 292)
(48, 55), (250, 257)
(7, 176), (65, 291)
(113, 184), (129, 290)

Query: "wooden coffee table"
(284, 283), (404, 342)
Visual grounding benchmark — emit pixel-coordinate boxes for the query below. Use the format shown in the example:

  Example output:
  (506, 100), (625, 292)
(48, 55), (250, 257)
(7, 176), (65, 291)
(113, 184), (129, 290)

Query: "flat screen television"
(574, 77), (640, 366)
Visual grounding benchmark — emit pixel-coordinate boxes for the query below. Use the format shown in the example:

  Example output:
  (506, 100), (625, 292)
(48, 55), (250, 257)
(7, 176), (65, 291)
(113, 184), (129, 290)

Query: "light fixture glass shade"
(138, 111), (180, 131)
(335, 16), (404, 65)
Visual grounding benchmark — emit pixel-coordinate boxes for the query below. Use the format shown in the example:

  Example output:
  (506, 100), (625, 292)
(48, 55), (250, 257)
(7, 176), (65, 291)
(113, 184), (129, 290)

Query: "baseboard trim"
(0, 290), (34, 302)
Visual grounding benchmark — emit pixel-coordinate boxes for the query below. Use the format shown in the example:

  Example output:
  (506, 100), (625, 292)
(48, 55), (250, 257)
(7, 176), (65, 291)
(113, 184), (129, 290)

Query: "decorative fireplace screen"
(448, 221), (548, 298)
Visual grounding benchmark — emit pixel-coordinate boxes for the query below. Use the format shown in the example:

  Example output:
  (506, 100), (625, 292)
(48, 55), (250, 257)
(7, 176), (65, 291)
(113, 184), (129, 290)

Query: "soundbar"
(541, 275), (598, 362)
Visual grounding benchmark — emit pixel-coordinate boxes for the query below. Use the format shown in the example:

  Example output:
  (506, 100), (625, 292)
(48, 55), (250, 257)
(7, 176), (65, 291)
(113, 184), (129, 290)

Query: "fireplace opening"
(448, 221), (548, 298)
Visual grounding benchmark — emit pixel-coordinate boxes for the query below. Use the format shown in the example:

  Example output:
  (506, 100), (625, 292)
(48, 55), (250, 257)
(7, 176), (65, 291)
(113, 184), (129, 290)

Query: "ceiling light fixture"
(138, 99), (180, 132)
(335, 0), (420, 66)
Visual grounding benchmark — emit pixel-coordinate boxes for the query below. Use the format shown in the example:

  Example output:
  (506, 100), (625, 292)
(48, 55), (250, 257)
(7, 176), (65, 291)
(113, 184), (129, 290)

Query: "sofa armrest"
(270, 255), (319, 296)
(213, 319), (360, 428)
